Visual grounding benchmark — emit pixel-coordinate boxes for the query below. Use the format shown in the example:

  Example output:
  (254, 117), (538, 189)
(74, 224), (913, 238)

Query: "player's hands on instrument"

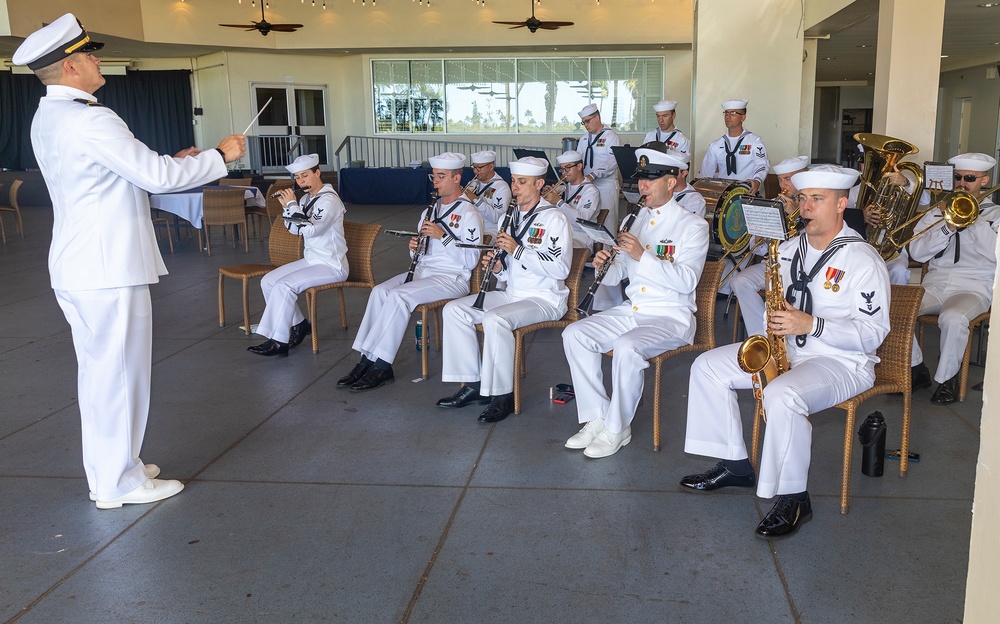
(543, 189), (561, 205)
(482, 251), (503, 274)
(174, 146), (202, 158)
(464, 188), (477, 201)
(748, 179), (761, 196)
(884, 165), (907, 187)
(614, 231), (643, 261)
(863, 204), (882, 227)
(420, 221), (446, 240)
(276, 187), (298, 207)
(593, 249), (612, 270)
(217, 135), (247, 163)
(768, 301), (812, 336)
(408, 237), (419, 253)
(495, 232), (518, 254)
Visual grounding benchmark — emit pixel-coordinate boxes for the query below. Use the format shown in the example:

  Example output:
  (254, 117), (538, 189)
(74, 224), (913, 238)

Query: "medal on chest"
(449, 213), (462, 229)
(823, 266), (845, 292)
(656, 240), (675, 263)
(528, 225), (545, 246)
(738, 144), (752, 156)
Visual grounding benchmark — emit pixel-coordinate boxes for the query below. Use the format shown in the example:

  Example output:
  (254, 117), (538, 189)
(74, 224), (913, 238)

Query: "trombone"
(890, 182), (1000, 251)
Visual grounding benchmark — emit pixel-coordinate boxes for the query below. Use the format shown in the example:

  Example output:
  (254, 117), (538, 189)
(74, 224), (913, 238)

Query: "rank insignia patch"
(859, 290), (882, 316)
(548, 236), (562, 257)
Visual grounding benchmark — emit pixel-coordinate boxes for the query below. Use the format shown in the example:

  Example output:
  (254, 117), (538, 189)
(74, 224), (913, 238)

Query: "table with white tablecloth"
(149, 185), (265, 228)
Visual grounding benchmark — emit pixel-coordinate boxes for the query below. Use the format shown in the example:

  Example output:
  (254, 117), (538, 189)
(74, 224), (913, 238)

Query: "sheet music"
(741, 198), (787, 241)
(576, 219), (618, 246)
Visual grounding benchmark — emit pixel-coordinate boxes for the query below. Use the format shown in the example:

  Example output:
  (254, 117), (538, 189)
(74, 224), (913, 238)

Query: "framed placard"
(741, 197), (788, 241)
(924, 161), (954, 192)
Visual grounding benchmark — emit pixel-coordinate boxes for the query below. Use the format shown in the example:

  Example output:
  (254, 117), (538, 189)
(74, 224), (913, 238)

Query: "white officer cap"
(792, 164), (861, 191)
(285, 153), (320, 174)
(773, 156), (810, 175)
(633, 146), (681, 179)
(722, 99), (749, 111)
(665, 149), (690, 168)
(509, 157), (549, 177)
(428, 152), (466, 170)
(471, 150), (496, 165)
(556, 150), (583, 165)
(653, 99), (677, 112)
(948, 153), (996, 172)
(12, 13), (105, 71)
(578, 104), (599, 119)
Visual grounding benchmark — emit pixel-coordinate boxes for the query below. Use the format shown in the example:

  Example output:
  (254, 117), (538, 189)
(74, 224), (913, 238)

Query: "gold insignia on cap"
(639, 155), (649, 167)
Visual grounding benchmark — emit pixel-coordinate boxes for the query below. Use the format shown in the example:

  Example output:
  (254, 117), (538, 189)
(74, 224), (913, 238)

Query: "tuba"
(854, 133), (926, 261)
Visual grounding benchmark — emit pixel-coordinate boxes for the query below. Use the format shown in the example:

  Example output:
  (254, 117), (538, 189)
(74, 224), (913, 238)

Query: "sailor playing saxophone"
(679, 165), (890, 539)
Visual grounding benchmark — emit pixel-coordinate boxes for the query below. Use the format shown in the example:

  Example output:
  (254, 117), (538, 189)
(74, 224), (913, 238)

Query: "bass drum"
(692, 178), (752, 259)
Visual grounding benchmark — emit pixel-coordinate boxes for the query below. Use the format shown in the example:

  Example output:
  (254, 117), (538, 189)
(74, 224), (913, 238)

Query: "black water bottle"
(858, 411), (887, 477)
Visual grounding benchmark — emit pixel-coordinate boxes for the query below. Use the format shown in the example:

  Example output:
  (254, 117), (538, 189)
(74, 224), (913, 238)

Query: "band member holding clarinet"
(680, 165), (890, 539)
(249, 154), (347, 357)
(339, 152), (483, 391)
(562, 144), (708, 458)
(465, 150), (512, 238)
(437, 157), (573, 423)
(544, 150), (601, 249)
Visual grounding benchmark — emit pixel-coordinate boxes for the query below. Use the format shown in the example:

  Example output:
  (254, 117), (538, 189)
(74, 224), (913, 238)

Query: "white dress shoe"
(583, 426), (632, 458)
(95, 478), (184, 510)
(565, 419), (606, 450)
(89, 464), (160, 501)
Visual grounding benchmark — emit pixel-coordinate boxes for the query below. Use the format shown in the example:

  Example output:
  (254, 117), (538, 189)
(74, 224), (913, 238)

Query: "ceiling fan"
(493, 0), (574, 34)
(218, 4), (303, 36)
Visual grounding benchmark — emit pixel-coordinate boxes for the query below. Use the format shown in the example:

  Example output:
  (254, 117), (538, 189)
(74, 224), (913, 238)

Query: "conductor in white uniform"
(563, 146), (708, 458)
(698, 99), (769, 196)
(339, 152), (484, 391)
(680, 165), (890, 538)
(13, 14), (246, 509)
(577, 104), (622, 228)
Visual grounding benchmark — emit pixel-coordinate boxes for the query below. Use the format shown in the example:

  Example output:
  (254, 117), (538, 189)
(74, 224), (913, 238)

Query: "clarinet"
(471, 197), (519, 311)
(575, 196), (646, 317)
(404, 192), (439, 284)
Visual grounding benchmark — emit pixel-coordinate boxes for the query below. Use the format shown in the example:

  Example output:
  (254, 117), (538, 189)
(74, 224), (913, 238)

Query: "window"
(373, 56), (664, 134)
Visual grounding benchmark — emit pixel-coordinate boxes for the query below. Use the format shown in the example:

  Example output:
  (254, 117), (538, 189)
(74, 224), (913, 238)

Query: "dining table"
(149, 185), (265, 229)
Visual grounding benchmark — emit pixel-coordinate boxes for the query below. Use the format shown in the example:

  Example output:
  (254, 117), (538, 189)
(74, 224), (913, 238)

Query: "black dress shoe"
(755, 493), (812, 539)
(436, 385), (490, 409)
(930, 377), (958, 405)
(350, 366), (395, 392)
(911, 363), (932, 391)
(338, 360), (373, 387)
(679, 461), (756, 492)
(287, 319), (311, 349)
(247, 339), (289, 357)
(478, 393), (513, 423)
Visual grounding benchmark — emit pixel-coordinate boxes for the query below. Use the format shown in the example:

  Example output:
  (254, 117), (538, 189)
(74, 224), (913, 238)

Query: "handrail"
(333, 135), (566, 171)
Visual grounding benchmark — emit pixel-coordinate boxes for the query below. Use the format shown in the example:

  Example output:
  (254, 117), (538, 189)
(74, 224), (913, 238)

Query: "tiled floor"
(0, 202), (980, 623)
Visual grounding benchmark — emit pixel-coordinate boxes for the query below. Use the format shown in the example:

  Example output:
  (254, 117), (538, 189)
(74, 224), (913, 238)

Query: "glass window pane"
(409, 60), (444, 133)
(301, 135), (328, 165)
(444, 60), (517, 133)
(294, 89), (326, 126)
(373, 60), (410, 133)
(256, 88), (288, 126)
(516, 58), (590, 134)
(590, 57), (663, 133)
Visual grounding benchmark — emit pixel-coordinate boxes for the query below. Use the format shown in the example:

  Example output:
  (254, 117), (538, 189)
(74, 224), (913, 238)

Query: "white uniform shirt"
(602, 198), (709, 341)
(499, 200), (574, 310)
(699, 131), (770, 185)
(642, 128), (690, 154)
(578, 126), (621, 182)
(555, 181), (601, 247)
(413, 196), (484, 282)
(468, 173), (512, 235)
(672, 186), (707, 218)
(31, 85), (227, 291)
(907, 200), (999, 301)
(777, 224), (891, 373)
(283, 184), (349, 274)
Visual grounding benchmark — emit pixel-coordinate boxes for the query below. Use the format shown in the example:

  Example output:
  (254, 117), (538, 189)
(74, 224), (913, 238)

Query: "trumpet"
(541, 175), (569, 201)
(462, 177), (479, 196)
(404, 192), (439, 284)
(575, 196), (646, 317)
(471, 198), (519, 311)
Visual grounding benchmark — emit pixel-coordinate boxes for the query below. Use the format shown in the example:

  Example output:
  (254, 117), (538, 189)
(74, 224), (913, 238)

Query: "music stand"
(512, 148), (559, 184)
(741, 197), (788, 241)
(611, 145), (639, 182)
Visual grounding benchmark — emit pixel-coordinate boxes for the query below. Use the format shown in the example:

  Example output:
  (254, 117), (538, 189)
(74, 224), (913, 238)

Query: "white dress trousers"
(256, 259), (348, 343)
(732, 262), (767, 337)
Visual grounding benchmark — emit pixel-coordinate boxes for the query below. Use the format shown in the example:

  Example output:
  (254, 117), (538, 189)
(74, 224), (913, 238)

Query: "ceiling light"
(977, 3), (1000, 7)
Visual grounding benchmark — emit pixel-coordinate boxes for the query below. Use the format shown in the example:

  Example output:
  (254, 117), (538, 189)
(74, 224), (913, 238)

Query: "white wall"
(936, 63), (1000, 162)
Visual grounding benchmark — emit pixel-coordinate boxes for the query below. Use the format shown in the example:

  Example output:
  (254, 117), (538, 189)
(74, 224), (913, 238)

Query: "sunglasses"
(954, 173), (985, 182)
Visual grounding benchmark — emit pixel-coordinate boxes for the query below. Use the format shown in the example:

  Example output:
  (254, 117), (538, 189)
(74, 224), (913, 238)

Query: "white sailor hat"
(948, 153), (996, 172)
(509, 157), (549, 177)
(428, 152), (466, 170)
(556, 150), (583, 165)
(578, 104), (599, 119)
(633, 144), (682, 179)
(471, 151), (496, 165)
(285, 153), (320, 174)
(665, 149), (690, 168)
(722, 99), (749, 111)
(12, 13), (104, 71)
(773, 156), (810, 175)
(653, 99), (677, 112)
(791, 164), (860, 191)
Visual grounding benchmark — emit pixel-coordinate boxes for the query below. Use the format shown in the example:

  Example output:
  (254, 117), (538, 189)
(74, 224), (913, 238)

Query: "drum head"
(714, 183), (752, 256)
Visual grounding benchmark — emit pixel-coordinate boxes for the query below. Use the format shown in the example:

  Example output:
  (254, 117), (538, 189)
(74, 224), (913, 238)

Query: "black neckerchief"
(934, 226), (965, 263)
(433, 198), (468, 237)
(723, 132), (749, 176)
(658, 129), (677, 144)
(513, 201), (543, 245)
(584, 129), (606, 169)
(474, 180), (495, 199)
(785, 234), (865, 347)
(300, 190), (335, 217)
(563, 182), (587, 205)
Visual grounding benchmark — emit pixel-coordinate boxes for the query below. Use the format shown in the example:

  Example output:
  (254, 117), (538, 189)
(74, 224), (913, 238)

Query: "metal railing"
(333, 135), (567, 171)
(248, 135), (306, 175)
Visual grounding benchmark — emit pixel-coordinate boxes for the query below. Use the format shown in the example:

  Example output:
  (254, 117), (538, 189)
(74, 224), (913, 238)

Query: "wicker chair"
(217, 177), (250, 186)
(413, 236), (492, 380)
(201, 188), (250, 256)
(748, 284), (925, 516)
(151, 209), (174, 254)
(916, 309), (991, 402)
(594, 208), (609, 226)
(507, 246), (590, 415)
(304, 221), (382, 353)
(218, 216), (305, 335)
(0, 179), (24, 243)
